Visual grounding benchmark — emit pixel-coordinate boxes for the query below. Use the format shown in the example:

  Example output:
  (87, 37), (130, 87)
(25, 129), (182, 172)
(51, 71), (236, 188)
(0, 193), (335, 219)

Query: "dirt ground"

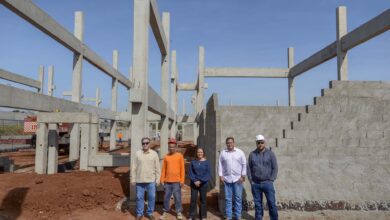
(1, 142), (389, 219)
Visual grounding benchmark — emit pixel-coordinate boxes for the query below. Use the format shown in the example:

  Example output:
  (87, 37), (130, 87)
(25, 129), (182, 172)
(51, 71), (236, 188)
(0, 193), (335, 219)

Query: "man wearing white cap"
(247, 134), (278, 220)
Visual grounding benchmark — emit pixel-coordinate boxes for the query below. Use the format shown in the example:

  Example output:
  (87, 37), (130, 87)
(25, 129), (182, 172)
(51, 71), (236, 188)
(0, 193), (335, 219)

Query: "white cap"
(255, 134), (265, 141)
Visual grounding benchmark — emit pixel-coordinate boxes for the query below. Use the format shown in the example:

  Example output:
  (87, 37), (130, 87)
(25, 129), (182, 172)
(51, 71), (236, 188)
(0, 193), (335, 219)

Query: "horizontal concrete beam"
(0, 68), (40, 89)
(177, 114), (196, 123)
(89, 153), (130, 167)
(341, 9), (390, 51)
(0, 84), (118, 120)
(149, 0), (168, 55)
(289, 42), (337, 78)
(37, 112), (98, 123)
(205, 68), (289, 78)
(289, 10), (389, 78)
(0, 0), (132, 89)
(148, 86), (174, 120)
(177, 83), (197, 91)
(0, 111), (29, 120)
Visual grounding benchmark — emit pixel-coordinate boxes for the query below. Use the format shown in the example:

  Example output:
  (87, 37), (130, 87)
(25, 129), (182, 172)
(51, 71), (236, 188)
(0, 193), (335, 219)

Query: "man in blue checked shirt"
(218, 136), (247, 220)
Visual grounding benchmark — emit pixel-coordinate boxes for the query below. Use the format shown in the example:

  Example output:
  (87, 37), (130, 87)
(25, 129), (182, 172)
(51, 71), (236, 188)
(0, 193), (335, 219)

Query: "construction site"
(0, 0), (389, 219)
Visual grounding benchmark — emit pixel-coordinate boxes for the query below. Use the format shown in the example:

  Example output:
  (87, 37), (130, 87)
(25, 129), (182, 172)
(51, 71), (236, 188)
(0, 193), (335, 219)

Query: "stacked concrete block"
(274, 80), (390, 211)
(205, 81), (390, 212)
(203, 93), (306, 206)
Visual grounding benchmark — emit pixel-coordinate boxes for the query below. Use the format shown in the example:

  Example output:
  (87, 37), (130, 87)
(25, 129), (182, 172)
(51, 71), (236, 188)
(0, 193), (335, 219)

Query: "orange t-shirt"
(160, 152), (185, 184)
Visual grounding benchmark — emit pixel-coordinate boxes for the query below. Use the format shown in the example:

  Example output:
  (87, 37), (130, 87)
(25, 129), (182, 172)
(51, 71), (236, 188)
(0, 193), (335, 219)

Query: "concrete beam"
(0, 111), (28, 120)
(341, 9), (390, 52)
(148, 86), (175, 120)
(37, 112), (98, 124)
(0, 84), (118, 120)
(289, 9), (389, 78)
(205, 68), (289, 78)
(89, 153), (130, 167)
(0, 68), (40, 89)
(177, 115), (196, 123)
(149, 0), (168, 55)
(0, 0), (133, 89)
(178, 83), (197, 91)
(289, 42), (337, 78)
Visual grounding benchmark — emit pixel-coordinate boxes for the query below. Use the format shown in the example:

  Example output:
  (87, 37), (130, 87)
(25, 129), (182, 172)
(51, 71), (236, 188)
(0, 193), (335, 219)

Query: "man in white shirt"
(218, 137), (247, 220)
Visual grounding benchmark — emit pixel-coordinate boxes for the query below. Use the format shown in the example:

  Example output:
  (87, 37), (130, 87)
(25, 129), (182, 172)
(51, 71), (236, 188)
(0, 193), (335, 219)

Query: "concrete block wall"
(204, 81), (390, 212)
(273, 80), (390, 211)
(202, 94), (306, 205)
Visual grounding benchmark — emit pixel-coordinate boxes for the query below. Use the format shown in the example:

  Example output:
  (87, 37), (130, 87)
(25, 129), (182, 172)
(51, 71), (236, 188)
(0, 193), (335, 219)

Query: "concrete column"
(112, 50), (119, 111)
(126, 67), (133, 147)
(170, 50), (178, 138)
(47, 123), (58, 174)
(110, 50), (119, 150)
(192, 123), (197, 145)
(195, 46), (205, 145)
(336, 6), (348, 81)
(35, 122), (48, 174)
(90, 118), (101, 171)
(47, 65), (54, 96)
(160, 12), (170, 157)
(38, 65), (44, 94)
(155, 122), (159, 139)
(191, 93), (196, 114)
(95, 87), (101, 107)
(130, 0), (150, 199)
(288, 47), (296, 106)
(182, 98), (186, 114)
(79, 123), (91, 171)
(70, 11), (84, 161)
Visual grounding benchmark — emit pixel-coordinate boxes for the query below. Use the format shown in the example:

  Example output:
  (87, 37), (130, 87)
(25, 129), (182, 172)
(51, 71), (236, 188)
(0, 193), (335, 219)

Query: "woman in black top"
(188, 147), (211, 220)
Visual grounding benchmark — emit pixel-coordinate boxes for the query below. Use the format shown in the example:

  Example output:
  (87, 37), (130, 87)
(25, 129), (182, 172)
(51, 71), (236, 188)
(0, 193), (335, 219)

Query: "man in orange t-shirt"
(159, 138), (185, 220)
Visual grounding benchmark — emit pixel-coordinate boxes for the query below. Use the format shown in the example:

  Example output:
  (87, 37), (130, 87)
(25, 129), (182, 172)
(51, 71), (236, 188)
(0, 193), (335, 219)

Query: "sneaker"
(177, 212), (183, 220)
(147, 214), (156, 220)
(136, 216), (142, 220)
(160, 212), (168, 220)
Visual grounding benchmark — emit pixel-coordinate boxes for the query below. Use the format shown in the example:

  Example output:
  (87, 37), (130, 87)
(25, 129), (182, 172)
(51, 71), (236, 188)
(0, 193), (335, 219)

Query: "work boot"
(176, 212), (183, 220)
(147, 214), (156, 220)
(159, 212), (168, 220)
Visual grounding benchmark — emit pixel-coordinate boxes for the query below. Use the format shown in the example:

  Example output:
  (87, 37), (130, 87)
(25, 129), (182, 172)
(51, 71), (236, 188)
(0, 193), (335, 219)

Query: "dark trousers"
(189, 182), (208, 219)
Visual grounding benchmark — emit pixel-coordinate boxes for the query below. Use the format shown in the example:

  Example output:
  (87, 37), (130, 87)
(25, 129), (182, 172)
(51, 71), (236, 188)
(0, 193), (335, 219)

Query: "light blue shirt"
(218, 147), (247, 183)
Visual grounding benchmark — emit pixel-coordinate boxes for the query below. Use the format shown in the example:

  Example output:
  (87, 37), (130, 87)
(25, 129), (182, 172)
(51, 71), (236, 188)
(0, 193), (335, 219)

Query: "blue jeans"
(163, 182), (182, 213)
(251, 182), (278, 220)
(224, 181), (243, 219)
(136, 182), (156, 217)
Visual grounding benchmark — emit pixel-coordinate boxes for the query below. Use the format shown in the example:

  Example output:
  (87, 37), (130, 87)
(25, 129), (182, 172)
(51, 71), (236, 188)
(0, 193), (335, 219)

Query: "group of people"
(131, 134), (278, 220)
(219, 135), (278, 220)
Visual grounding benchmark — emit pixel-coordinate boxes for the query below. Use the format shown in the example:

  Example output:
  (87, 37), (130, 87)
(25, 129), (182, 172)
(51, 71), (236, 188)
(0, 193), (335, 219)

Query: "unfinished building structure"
(0, 0), (389, 213)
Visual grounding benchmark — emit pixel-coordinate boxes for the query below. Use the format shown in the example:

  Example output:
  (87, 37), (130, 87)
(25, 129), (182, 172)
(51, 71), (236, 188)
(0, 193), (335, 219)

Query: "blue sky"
(0, 0), (389, 114)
